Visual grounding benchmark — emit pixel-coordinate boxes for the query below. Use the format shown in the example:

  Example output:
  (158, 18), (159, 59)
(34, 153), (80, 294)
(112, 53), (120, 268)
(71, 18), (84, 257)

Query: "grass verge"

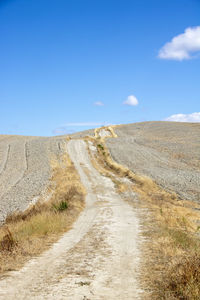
(0, 146), (85, 276)
(90, 126), (200, 299)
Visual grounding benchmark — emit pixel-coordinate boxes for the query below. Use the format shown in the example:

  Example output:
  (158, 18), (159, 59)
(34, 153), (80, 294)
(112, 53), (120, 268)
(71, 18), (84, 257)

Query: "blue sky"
(0, 0), (200, 136)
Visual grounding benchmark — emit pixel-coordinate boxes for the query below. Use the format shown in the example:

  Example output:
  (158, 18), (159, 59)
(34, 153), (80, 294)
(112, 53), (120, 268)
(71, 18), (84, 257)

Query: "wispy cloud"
(94, 101), (104, 106)
(158, 26), (200, 60)
(62, 122), (107, 126)
(52, 127), (76, 135)
(123, 95), (139, 106)
(165, 112), (200, 122)
(53, 121), (110, 135)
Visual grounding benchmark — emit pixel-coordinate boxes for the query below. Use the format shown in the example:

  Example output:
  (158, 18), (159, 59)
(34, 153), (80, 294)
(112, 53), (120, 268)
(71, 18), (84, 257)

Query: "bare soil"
(106, 121), (200, 202)
(0, 135), (66, 223)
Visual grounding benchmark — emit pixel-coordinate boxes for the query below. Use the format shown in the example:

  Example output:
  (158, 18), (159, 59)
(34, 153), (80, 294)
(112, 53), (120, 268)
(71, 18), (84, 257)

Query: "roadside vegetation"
(90, 126), (200, 299)
(0, 147), (85, 275)
(138, 180), (200, 300)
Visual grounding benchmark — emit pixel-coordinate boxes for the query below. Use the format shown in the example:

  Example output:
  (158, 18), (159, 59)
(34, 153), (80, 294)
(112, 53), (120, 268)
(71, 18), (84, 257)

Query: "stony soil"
(106, 121), (200, 202)
(0, 135), (66, 223)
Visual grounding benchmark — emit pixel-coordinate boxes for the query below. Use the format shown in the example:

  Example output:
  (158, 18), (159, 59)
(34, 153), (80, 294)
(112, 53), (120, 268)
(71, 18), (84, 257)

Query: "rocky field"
(0, 135), (66, 223)
(106, 121), (200, 202)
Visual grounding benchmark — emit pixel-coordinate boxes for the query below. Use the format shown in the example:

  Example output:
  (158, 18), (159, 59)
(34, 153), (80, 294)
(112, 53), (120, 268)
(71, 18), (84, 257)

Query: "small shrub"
(53, 200), (68, 212)
(97, 144), (104, 150)
(0, 227), (17, 252)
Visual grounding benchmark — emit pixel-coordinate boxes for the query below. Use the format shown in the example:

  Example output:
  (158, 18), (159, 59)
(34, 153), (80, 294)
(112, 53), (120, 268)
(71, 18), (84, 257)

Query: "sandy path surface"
(0, 139), (142, 299)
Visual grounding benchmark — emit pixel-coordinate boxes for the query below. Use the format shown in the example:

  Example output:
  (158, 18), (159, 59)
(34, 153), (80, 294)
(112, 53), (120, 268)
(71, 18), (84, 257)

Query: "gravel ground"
(106, 122), (200, 202)
(0, 135), (66, 223)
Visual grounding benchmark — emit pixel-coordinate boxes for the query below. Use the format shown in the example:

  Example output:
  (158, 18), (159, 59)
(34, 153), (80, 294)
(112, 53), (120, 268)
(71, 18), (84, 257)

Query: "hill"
(106, 121), (200, 202)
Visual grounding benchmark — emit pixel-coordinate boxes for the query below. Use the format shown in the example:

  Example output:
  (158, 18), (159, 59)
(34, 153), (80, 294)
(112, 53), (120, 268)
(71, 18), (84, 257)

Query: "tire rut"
(0, 139), (28, 200)
(0, 144), (10, 175)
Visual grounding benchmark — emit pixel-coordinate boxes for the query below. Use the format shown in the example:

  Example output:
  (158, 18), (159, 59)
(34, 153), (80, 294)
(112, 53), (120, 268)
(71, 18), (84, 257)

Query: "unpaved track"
(0, 139), (142, 299)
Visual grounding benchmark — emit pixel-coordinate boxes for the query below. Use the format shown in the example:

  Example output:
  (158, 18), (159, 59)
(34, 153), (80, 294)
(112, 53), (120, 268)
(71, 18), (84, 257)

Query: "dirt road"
(0, 139), (142, 299)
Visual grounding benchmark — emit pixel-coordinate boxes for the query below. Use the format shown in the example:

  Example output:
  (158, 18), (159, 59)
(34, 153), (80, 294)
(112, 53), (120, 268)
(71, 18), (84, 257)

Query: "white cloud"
(158, 26), (200, 60)
(94, 101), (104, 106)
(165, 112), (200, 122)
(123, 95), (139, 106)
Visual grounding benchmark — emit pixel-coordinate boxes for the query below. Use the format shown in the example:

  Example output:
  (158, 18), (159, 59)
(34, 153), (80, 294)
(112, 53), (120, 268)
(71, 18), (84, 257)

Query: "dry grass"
(91, 126), (200, 299)
(159, 253), (200, 299)
(0, 148), (85, 275)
